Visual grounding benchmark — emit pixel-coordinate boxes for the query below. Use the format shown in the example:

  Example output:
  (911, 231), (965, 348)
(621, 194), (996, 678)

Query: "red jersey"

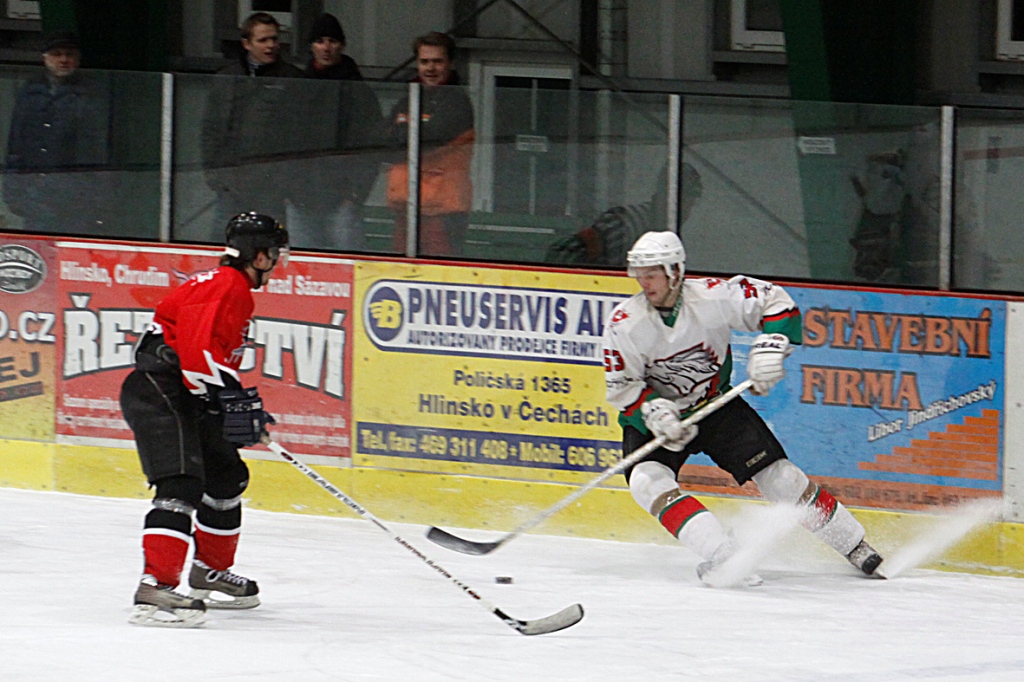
(152, 266), (254, 395)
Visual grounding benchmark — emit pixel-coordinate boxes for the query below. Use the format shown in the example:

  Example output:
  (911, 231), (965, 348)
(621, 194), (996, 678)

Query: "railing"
(0, 66), (1016, 293)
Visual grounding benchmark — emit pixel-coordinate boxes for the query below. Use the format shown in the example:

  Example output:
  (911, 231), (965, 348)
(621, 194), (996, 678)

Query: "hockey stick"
(427, 379), (755, 556)
(261, 435), (584, 636)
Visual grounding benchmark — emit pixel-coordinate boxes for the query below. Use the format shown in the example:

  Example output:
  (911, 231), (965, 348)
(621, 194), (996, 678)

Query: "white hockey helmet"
(626, 231), (686, 280)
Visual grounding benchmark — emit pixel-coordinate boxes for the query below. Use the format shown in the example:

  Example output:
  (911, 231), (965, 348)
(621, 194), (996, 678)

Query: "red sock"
(142, 529), (190, 586)
(659, 495), (709, 538)
(802, 486), (838, 532)
(193, 526), (239, 571)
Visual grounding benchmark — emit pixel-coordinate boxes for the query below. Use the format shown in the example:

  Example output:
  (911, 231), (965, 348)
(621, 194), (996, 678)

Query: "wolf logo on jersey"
(648, 343), (720, 399)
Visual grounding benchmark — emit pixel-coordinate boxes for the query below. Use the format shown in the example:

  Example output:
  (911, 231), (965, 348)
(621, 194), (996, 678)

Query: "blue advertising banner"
(683, 286), (1005, 510)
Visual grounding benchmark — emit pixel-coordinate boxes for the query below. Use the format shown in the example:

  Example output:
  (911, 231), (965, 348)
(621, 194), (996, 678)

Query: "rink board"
(3, 231), (1024, 576)
(2, 438), (1022, 577)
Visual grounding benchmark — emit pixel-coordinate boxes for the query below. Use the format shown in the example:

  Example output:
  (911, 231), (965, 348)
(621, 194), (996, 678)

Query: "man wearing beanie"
(307, 13), (361, 81)
(286, 13), (384, 251)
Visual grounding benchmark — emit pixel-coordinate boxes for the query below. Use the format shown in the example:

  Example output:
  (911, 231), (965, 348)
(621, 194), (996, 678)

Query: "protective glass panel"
(172, 73), (404, 252)
(0, 67), (162, 239)
(479, 86), (672, 267)
(954, 108), (1024, 291)
(682, 96), (942, 285)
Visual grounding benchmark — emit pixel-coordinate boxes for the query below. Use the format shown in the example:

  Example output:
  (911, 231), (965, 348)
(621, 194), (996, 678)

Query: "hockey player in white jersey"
(603, 231), (883, 584)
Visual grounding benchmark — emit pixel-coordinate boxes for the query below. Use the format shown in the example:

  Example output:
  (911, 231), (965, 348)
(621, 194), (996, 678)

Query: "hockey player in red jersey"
(603, 231), (883, 585)
(121, 213), (288, 627)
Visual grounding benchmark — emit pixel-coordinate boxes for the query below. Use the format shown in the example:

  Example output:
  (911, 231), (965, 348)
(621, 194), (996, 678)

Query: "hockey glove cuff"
(219, 387), (276, 447)
(747, 333), (791, 395)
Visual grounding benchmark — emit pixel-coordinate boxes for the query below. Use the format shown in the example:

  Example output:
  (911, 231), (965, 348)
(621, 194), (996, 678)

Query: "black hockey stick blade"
(426, 526), (504, 555)
(499, 603), (584, 636)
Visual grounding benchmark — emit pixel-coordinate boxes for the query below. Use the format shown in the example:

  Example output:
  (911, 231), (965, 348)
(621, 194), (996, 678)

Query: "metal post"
(667, 94), (681, 233)
(405, 82), (421, 258)
(529, 79), (538, 215)
(159, 73), (174, 243)
(938, 105), (955, 290)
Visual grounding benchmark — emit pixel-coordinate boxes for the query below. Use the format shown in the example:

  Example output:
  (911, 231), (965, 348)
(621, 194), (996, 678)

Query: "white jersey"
(603, 274), (799, 418)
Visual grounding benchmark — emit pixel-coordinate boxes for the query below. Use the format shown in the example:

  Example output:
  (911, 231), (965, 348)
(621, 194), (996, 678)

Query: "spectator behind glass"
(201, 12), (306, 234)
(546, 163), (704, 266)
(287, 13), (384, 252)
(3, 31), (113, 234)
(386, 32), (475, 257)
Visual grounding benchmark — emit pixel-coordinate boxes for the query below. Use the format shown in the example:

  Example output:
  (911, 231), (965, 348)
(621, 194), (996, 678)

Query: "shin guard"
(655, 489), (728, 561)
(806, 490), (865, 557)
(142, 501), (193, 586)
(194, 493), (242, 571)
(753, 459), (865, 558)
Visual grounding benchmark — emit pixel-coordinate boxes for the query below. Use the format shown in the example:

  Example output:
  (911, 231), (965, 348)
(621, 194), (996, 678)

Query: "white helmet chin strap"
(669, 264), (683, 290)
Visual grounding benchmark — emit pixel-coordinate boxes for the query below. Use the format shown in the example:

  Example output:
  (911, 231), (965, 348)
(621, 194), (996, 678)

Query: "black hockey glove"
(218, 387), (275, 447)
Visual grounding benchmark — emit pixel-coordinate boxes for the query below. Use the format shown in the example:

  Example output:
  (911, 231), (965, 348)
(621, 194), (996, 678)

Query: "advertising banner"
(0, 236), (57, 440)
(55, 241), (353, 458)
(353, 261), (636, 481)
(354, 262), (1005, 510)
(681, 286), (1005, 511)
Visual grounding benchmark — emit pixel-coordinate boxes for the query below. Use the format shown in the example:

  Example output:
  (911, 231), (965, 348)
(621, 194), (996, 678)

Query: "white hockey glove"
(747, 333), (791, 395)
(641, 398), (698, 452)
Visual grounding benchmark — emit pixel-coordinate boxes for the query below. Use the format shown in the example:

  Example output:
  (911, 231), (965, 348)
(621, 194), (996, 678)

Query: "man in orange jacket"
(386, 32), (474, 257)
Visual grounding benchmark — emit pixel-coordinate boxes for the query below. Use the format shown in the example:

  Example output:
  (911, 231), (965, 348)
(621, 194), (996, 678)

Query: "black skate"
(188, 560), (260, 609)
(129, 575), (206, 628)
(847, 539), (885, 577)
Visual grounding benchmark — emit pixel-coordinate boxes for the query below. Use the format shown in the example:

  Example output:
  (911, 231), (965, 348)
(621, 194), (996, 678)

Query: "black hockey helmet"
(224, 212), (289, 265)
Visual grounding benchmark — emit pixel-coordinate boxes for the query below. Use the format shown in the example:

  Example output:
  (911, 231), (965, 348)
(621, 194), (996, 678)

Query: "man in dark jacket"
(3, 31), (112, 234)
(201, 12), (306, 230)
(386, 32), (475, 257)
(288, 13), (384, 251)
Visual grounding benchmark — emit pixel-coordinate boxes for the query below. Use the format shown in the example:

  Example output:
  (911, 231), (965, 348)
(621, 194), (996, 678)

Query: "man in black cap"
(3, 31), (113, 234)
(285, 13), (384, 251)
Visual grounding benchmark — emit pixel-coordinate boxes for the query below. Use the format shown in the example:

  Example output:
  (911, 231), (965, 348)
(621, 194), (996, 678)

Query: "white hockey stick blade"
(502, 603), (585, 636)
(262, 435), (584, 636)
(427, 379), (755, 556)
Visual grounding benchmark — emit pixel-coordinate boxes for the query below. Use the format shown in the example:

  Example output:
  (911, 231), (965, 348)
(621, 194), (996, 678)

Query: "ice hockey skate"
(188, 560), (260, 609)
(129, 575), (206, 628)
(696, 541), (764, 588)
(846, 539), (885, 577)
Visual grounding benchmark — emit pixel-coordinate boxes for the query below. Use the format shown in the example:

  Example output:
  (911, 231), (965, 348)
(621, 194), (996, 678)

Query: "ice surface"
(2, 487), (1023, 681)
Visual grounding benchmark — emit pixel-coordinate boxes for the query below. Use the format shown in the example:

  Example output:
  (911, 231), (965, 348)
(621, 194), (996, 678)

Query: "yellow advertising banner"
(353, 261), (637, 484)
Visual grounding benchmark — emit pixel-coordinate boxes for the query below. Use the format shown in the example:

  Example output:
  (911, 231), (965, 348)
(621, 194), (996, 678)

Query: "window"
(997, 0), (1024, 60)
(471, 64), (574, 214)
(238, 0), (292, 31)
(7, 1), (40, 20)
(730, 0), (785, 52)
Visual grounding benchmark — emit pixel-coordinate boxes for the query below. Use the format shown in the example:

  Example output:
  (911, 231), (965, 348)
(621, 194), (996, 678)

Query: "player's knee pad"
(146, 475), (202, 536)
(153, 475), (203, 510)
(629, 461), (680, 514)
(204, 458), (250, 501)
(751, 459), (809, 505)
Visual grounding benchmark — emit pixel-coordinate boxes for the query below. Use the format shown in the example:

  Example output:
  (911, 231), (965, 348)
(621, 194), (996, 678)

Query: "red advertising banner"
(55, 241), (353, 458)
(0, 235), (57, 441)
